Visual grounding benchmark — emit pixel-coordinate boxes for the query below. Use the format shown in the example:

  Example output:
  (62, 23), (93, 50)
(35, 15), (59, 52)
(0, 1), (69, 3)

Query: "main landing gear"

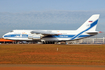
(42, 41), (55, 44)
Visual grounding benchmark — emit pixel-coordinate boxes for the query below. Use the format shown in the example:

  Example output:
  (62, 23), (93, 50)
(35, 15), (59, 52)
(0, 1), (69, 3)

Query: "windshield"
(10, 30), (13, 32)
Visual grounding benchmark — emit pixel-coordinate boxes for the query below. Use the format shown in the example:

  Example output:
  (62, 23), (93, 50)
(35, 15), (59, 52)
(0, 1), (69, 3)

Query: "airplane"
(2, 14), (100, 44)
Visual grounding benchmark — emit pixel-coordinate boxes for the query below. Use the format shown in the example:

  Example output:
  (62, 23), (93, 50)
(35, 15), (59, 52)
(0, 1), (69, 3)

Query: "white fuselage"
(2, 30), (93, 41)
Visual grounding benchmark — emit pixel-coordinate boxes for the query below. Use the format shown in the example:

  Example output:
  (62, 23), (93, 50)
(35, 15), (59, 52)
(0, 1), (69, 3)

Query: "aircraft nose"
(2, 35), (4, 38)
(2, 33), (9, 39)
(2, 34), (7, 39)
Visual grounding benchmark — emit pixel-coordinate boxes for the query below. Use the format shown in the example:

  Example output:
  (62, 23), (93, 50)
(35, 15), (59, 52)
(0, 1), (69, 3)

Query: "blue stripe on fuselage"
(4, 34), (28, 38)
(4, 34), (92, 38)
(4, 34), (20, 37)
(22, 34), (28, 38)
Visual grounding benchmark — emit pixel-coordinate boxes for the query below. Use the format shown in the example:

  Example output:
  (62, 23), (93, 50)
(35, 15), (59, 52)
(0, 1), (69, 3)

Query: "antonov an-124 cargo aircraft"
(3, 14), (100, 44)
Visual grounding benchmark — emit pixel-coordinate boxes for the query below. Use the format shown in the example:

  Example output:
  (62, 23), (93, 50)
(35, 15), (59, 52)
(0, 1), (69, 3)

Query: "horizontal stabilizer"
(86, 31), (99, 34)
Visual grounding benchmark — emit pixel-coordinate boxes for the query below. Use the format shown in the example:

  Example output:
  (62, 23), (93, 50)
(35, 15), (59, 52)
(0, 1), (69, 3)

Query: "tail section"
(70, 14), (100, 40)
(77, 14), (100, 32)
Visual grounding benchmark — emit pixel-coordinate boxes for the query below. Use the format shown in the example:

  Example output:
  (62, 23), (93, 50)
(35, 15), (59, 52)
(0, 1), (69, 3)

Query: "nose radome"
(2, 35), (4, 38)
(2, 32), (10, 38)
(2, 33), (7, 39)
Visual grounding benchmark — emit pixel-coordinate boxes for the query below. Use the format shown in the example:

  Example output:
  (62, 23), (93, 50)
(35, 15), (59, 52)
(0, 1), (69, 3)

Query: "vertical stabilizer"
(70, 14), (100, 40)
(77, 14), (100, 32)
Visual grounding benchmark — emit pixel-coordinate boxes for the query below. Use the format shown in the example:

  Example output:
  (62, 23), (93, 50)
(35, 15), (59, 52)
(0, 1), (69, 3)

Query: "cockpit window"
(10, 31), (13, 32)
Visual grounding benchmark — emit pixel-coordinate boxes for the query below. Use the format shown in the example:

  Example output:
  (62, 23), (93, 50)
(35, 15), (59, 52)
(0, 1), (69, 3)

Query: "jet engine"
(28, 34), (44, 40)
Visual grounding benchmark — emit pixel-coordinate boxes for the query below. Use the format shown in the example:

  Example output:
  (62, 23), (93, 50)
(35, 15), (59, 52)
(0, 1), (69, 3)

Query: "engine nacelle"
(33, 35), (41, 40)
(28, 34), (41, 40)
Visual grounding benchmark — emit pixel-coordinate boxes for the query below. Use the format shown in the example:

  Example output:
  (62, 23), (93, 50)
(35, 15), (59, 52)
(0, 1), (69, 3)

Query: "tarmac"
(0, 44), (105, 70)
(0, 64), (105, 70)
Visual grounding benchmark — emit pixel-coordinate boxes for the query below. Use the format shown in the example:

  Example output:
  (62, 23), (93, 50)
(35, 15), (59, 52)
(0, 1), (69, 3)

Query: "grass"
(0, 44), (105, 65)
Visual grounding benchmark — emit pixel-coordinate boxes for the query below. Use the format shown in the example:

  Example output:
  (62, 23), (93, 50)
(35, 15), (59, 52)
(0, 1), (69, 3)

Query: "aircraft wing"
(31, 30), (61, 35)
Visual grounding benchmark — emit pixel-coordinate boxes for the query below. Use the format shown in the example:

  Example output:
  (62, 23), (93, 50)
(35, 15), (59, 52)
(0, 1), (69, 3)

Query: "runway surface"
(0, 64), (105, 70)
(0, 44), (105, 70)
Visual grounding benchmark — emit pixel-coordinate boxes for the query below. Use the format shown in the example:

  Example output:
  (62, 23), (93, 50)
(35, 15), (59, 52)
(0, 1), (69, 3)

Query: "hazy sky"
(0, 0), (105, 37)
(0, 0), (105, 12)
